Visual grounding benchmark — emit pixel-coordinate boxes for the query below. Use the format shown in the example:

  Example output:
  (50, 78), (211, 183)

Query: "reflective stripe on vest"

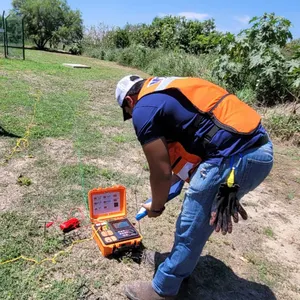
(168, 142), (201, 182)
(177, 162), (194, 181)
(155, 77), (184, 90)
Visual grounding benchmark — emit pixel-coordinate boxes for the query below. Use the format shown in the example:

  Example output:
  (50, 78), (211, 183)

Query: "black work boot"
(142, 250), (191, 283)
(124, 281), (175, 300)
(142, 250), (170, 269)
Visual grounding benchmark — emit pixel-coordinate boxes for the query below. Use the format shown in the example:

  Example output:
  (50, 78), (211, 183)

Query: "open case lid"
(88, 185), (126, 222)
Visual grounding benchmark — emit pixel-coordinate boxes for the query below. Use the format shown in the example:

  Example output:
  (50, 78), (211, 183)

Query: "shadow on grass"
(106, 247), (276, 299)
(25, 46), (73, 55)
(181, 255), (277, 300)
(151, 253), (276, 300)
(0, 125), (21, 138)
(107, 242), (146, 265)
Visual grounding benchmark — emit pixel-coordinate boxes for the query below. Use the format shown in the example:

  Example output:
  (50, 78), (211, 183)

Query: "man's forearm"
(150, 173), (172, 211)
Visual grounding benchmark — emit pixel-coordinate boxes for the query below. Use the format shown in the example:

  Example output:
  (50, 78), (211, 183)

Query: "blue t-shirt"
(132, 92), (266, 165)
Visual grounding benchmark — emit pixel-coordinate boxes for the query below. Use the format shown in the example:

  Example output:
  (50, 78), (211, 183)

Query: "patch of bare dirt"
(42, 137), (77, 164)
(84, 80), (116, 104)
(0, 70), (8, 77)
(0, 156), (37, 211)
(0, 137), (77, 213)
(0, 138), (27, 211)
(0, 138), (10, 158)
(0, 170), (24, 211)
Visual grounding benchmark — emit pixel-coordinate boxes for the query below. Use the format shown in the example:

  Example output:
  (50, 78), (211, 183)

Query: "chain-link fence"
(0, 10), (25, 60)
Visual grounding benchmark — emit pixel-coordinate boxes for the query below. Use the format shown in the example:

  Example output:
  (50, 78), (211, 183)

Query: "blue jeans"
(152, 141), (274, 296)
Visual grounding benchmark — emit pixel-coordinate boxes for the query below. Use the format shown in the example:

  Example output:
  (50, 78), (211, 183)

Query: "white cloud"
(234, 15), (251, 25)
(158, 13), (169, 17)
(158, 12), (210, 20)
(178, 12), (210, 20)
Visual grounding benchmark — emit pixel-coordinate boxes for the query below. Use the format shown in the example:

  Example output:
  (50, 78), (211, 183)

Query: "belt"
(251, 134), (269, 149)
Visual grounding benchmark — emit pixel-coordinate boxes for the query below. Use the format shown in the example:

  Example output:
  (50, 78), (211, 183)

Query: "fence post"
(4, 14), (10, 58)
(22, 15), (25, 60)
(1, 10), (6, 57)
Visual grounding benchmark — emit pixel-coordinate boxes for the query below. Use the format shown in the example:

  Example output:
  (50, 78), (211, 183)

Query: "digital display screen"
(112, 220), (130, 229)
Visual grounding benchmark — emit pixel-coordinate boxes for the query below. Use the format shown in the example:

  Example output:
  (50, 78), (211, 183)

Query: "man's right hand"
(141, 202), (165, 218)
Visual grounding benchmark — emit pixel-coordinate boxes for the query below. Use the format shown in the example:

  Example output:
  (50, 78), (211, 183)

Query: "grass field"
(0, 50), (300, 300)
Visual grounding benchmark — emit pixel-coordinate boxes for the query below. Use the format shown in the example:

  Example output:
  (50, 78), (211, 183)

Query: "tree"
(12, 0), (83, 49)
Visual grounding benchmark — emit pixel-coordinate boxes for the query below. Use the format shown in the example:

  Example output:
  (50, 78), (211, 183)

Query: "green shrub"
(146, 51), (216, 78)
(266, 113), (300, 144)
(86, 44), (217, 80)
(117, 46), (135, 66)
(69, 43), (82, 55)
(82, 47), (103, 59)
(116, 45), (159, 69)
(105, 48), (121, 61)
(83, 46), (120, 61)
(236, 87), (257, 106)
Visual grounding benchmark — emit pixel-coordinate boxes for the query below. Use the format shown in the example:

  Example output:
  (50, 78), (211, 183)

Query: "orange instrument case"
(88, 185), (142, 257)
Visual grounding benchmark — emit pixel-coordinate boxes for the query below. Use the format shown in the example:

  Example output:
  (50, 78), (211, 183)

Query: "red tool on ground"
(59, 218), (80, 233)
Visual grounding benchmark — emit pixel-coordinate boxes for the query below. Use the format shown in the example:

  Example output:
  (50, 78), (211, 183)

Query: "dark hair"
(127, 77), (146, 96)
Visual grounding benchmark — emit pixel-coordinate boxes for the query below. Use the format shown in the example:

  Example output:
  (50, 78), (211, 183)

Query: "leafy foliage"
(213, 13), (299, 105)
(12, 0), (83, 50)
(3, 14), (24, 45)
(84, 16), (226, 54)
(246, 14), (292, 47)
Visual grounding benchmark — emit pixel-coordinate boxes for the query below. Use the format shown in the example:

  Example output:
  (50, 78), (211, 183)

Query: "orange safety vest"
(137, 77), (261, 182)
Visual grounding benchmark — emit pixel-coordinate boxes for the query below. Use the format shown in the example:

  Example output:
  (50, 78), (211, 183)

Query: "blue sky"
(1, 0), (300, 38)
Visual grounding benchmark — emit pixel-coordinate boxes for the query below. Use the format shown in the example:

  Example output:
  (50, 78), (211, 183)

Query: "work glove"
(209, 183), (248, 235)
